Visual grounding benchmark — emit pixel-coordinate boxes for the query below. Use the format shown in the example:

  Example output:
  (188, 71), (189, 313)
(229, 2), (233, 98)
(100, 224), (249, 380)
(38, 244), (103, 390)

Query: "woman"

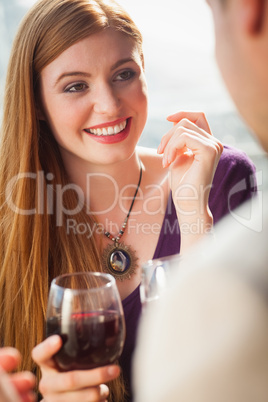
(0, 0), (256, 400)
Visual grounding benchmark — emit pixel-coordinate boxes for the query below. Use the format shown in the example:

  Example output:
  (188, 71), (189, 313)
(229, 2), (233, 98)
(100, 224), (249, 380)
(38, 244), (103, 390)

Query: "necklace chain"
(104, 159), (143, 245)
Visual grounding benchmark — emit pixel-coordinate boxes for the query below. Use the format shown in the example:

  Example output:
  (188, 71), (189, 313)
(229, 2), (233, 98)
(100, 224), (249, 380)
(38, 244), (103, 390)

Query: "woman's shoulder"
(136, 145), (169, 197)
(137, 145), (161, 161)
(210, 144), (257, 222)
(219, 144), (256, 172)
(137, 146), (166, 178)
(215, 144), (256, 186)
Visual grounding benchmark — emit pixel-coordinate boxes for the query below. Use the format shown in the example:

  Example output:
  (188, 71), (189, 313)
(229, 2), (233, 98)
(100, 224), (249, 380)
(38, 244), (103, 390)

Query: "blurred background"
(0, 0), (267, 176)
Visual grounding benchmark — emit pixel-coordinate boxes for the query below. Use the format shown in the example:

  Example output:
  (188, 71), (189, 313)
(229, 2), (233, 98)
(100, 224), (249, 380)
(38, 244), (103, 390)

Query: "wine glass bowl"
(46, 272), (125, 371)
(140, 254), (182, 309)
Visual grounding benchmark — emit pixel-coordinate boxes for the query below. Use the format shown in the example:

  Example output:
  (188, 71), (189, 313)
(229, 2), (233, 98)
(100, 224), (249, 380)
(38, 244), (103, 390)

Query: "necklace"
(102, 160), (142, 281)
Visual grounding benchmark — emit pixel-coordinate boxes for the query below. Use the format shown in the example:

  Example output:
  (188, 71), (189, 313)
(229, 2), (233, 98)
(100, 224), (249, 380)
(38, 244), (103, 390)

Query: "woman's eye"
(64, 83), (87, 93)
(115, 70), (136, 82)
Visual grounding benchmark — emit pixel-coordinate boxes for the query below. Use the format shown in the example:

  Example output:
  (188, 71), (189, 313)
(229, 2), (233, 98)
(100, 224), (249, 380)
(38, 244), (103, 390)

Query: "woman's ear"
(238, 0), (266, 34)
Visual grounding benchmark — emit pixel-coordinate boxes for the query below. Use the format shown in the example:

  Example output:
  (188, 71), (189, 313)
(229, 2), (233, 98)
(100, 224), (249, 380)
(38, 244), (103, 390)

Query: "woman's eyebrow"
(110, 57), (136, 71)
(54, 57), (135, 87)
(54, 71), (91, 87)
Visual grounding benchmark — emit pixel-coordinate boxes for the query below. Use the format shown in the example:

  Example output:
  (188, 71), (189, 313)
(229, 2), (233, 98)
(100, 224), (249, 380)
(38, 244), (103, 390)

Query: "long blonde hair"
(0, 0), (143, 399)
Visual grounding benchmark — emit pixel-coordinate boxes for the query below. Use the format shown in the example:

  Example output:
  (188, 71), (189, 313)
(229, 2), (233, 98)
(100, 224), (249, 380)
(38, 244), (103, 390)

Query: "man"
(134, 0), (268, 401)
(0, 348), (35, 402)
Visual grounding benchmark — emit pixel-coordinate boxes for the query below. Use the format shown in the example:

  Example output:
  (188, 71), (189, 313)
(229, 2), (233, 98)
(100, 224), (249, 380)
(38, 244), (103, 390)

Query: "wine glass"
(140, 254), (182, 309)
(46, 272), (125, 371)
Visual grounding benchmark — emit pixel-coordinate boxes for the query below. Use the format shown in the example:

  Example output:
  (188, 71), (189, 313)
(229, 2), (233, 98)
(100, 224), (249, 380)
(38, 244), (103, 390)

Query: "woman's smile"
(84, 117), (131, 144)
(84, 117), (128, 136)
(84, 118), (131, 144)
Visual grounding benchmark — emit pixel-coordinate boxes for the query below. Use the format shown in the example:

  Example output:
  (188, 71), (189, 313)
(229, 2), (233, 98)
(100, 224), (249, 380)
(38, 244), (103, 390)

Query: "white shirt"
(133, 188), (268, 402)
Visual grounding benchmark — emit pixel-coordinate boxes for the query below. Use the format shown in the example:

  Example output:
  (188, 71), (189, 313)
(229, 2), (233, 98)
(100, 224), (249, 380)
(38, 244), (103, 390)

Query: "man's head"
(207, 0), (268, 152)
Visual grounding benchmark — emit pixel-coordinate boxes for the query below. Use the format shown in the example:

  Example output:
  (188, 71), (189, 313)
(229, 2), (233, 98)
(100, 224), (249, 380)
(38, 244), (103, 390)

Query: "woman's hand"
(158, 111), (223, 251)
(0, 347), (36, 402)
(32, 336), (120, 402)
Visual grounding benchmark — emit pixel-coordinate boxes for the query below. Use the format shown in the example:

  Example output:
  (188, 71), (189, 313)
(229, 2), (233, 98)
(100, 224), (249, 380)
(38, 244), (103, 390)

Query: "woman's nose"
(92, 83), (120, 115)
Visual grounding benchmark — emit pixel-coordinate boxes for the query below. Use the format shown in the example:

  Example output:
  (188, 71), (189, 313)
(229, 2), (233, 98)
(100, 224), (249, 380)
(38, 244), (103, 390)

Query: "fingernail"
(100, 384), (109, 397)
(157, 144), (162, 154)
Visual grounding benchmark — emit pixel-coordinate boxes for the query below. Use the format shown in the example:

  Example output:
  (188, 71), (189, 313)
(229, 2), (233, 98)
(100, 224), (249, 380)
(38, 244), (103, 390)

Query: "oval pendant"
(102, 242), (138, 281)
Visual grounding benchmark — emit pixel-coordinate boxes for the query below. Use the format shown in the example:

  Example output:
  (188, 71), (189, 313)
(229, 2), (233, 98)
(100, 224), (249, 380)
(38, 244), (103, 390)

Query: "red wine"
(46, 310), (125, 371)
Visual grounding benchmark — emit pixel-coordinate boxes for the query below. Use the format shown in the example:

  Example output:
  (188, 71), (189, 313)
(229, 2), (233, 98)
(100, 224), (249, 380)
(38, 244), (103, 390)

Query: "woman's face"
(39, 28), (148, 168)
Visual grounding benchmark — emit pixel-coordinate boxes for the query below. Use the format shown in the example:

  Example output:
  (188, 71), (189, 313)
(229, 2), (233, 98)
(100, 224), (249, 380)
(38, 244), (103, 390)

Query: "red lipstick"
(84, 117), (131, 145)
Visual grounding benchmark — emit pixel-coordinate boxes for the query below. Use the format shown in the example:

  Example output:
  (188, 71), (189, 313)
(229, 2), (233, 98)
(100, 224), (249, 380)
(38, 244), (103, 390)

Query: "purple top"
(119, 145), (256, 400)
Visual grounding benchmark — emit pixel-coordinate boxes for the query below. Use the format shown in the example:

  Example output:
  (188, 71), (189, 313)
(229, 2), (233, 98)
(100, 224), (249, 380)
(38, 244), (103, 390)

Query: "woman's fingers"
(33, 336), (120, 401)
(161, 127), (223, 168)
(38, 384), (109, 402)
(167, 111), (212, 133)
(31, 335), (62, 370)
(157, 115), (213, 155)
(39, 365), (120, 394)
